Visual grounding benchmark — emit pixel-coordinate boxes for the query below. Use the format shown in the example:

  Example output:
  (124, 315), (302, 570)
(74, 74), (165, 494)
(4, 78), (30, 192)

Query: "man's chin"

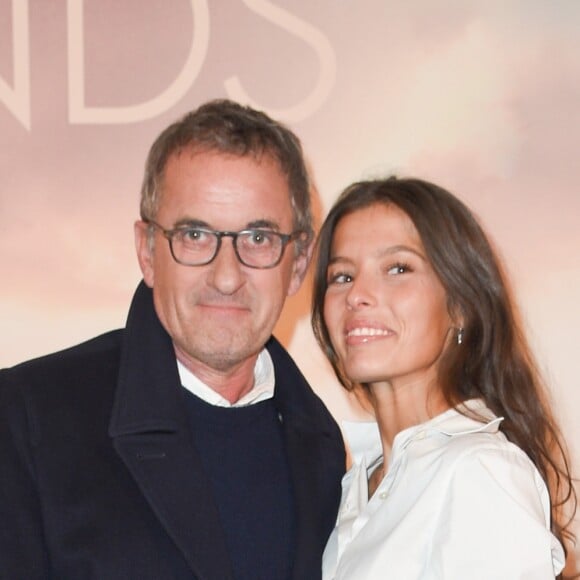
(179, 337), (262, 371)
(197, 303), (252, 318)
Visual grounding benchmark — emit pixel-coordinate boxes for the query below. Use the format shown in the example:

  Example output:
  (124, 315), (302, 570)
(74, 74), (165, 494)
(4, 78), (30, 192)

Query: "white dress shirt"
(322, 399), (565, 580)
(177, 348), (275, 407)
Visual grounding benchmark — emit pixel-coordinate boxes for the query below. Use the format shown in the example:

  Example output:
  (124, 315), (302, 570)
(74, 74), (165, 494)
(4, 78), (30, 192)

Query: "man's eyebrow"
(170, 218), (282, 231)
(246, 219), (281, 231)
(172, 218), (210, 229)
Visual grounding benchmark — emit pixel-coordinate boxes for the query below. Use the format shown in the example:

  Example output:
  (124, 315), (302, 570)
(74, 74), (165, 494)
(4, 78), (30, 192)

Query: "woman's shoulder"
(406, 399), (546, 500)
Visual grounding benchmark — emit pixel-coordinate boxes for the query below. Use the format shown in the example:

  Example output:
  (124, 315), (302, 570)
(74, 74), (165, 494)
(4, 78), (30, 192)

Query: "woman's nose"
(345, 275), (376, 310)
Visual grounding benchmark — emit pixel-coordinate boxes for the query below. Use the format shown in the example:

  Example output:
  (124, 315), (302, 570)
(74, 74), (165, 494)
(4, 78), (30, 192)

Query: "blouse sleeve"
(428, 444), (565, 580)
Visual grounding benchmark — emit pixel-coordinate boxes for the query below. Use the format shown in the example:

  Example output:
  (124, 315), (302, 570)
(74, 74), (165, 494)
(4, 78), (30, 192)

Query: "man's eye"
(180, 229), (211, 245)
(247, 230), (274, 246)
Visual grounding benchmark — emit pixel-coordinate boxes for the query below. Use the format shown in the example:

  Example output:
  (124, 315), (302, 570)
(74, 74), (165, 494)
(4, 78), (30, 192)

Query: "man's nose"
(206, 237), (246, 295)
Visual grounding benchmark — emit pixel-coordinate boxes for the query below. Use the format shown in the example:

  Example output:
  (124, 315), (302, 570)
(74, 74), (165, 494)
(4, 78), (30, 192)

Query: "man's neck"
(175, 347), (258, 404)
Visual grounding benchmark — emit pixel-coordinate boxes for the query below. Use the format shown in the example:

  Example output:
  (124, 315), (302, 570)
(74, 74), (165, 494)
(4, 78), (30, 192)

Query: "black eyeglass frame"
(144, 219), (303, 269)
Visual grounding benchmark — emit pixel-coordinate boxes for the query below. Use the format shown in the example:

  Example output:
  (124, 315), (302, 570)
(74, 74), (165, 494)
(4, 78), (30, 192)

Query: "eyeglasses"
(144, 219), (303, 269)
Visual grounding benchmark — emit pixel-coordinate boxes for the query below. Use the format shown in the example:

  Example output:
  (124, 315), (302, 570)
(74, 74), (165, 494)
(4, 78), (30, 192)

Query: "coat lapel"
(109, 282), (234, 580)
(269, 338), (345, 580)
(284, 422), (332, 580)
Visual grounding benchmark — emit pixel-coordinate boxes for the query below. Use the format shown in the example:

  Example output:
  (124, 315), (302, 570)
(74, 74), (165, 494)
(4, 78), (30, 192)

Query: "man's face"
(135, 149), (309, 377)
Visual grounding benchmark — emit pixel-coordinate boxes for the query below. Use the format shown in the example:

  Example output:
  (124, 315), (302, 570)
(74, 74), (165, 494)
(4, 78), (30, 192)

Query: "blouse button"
(378, 491), (388, 500)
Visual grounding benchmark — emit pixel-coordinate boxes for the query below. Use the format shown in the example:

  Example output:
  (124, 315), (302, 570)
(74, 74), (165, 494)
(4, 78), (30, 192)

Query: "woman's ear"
(449, 303), (466, 344)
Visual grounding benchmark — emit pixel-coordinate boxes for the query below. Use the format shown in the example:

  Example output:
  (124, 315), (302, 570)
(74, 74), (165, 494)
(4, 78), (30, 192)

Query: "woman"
(312, 177), (576, 579)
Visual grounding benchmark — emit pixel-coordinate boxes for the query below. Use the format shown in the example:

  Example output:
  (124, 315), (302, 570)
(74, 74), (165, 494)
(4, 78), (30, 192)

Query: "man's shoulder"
(0, 329), (124, 388)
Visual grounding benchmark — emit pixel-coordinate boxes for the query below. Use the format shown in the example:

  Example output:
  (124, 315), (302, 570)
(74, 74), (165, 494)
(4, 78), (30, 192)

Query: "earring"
(457, 327), (464, 345)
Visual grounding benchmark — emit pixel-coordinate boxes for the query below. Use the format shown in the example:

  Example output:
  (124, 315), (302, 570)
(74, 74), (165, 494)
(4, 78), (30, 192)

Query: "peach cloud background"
(1, 0), (579, 569)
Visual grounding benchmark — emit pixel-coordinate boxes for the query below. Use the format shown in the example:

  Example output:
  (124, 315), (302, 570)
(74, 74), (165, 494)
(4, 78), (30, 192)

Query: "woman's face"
(323, 203), (455, 391)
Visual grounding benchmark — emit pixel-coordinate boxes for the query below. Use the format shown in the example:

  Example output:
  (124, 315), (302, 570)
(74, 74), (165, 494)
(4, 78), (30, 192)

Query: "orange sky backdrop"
(2, 0), (579, 568)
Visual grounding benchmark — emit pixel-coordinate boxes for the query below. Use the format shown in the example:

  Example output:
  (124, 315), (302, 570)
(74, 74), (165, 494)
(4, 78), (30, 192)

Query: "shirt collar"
(432, 398), (503, 437)
(342, 398), (504, 467)
(177, 348), (275, 407)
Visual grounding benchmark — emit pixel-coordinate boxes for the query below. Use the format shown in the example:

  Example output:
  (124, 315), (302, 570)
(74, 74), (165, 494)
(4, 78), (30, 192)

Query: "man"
(0, 100), (345, 579)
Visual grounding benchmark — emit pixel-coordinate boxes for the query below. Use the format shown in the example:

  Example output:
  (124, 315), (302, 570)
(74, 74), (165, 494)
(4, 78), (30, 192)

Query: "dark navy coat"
(0, 282), (345, 579)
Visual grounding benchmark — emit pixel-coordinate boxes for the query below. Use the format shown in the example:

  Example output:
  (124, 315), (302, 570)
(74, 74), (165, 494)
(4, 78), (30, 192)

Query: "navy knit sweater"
(184, 391), (295, 580)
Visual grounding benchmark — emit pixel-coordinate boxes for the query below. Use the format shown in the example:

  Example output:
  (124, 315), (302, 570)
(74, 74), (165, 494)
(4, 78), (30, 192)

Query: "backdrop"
(2, 0), (579, 570)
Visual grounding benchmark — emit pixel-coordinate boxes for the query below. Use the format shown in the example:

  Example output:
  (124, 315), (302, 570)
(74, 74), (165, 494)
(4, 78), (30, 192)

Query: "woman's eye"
(387, 262), (410, 275)
(328, 272), (353, 285)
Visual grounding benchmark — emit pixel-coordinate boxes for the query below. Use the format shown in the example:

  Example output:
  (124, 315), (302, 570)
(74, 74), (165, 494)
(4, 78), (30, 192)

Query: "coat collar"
(109, 281), (182, 436)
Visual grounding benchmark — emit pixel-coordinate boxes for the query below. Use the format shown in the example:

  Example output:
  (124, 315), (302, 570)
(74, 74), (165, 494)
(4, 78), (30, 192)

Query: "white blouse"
(322, 399), (565, 580)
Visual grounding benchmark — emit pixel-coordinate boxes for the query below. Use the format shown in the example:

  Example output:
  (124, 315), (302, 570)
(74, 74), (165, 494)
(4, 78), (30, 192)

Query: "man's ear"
(134, 221), (155, 288)
(287, 239), (314, 297)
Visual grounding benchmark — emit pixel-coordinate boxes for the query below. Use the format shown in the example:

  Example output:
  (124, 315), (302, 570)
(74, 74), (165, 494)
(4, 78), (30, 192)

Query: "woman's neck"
(365, 378), (449, 498)
(368, 377), (449, 464)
